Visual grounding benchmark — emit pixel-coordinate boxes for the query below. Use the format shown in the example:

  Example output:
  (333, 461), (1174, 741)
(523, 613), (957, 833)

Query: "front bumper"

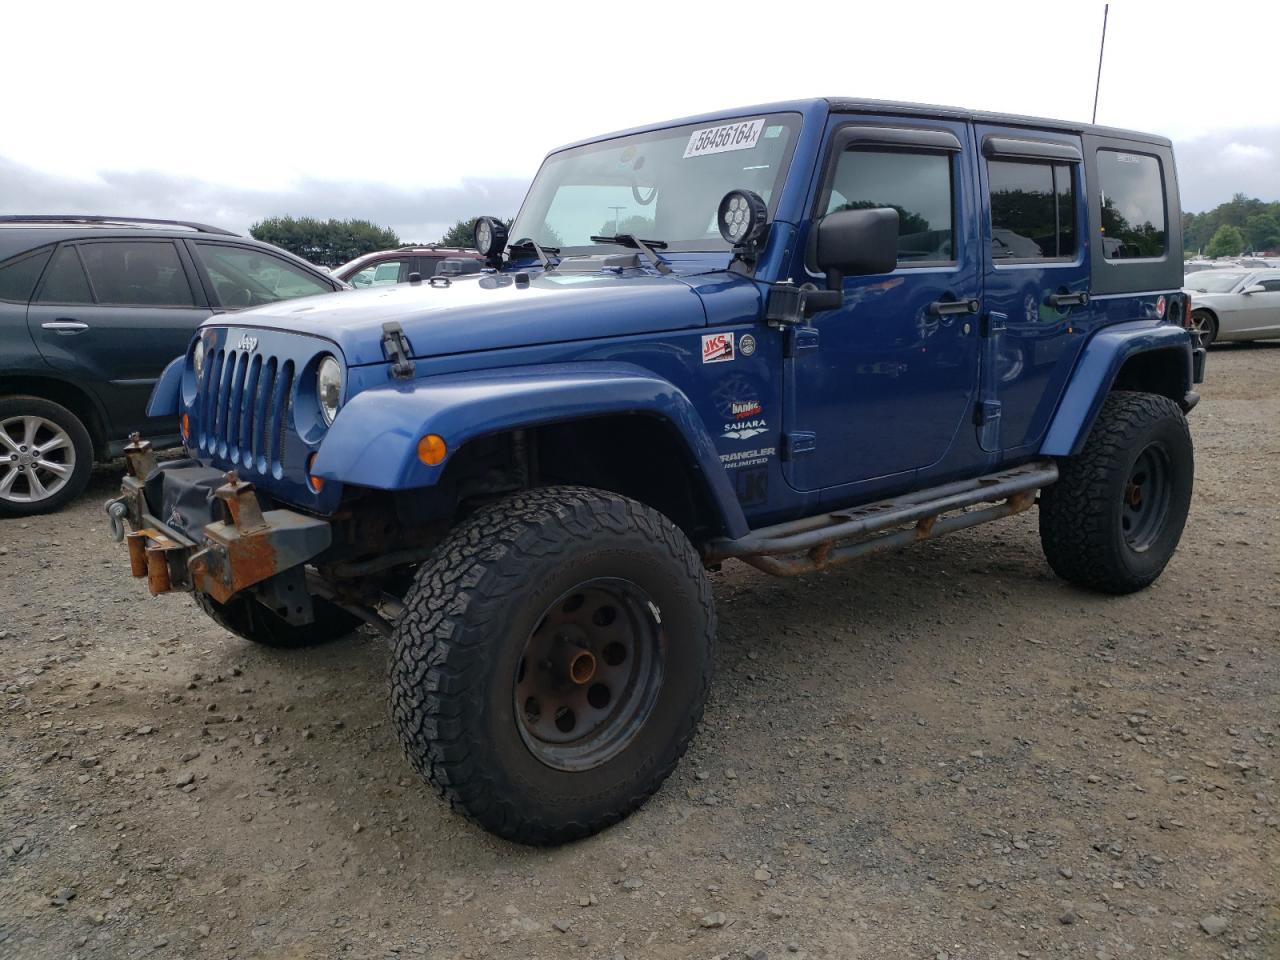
(107, 436), (332, 603)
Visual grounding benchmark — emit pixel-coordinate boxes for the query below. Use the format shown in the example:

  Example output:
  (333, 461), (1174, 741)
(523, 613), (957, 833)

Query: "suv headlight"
(317, 355), (343, 425)
(192, 338), (205, 379)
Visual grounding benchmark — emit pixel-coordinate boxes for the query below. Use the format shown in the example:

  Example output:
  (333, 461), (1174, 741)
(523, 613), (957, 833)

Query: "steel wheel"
(1121, 442), (1172, 552)
(514, 577), (665, 772)
(0, 415), (77, 504)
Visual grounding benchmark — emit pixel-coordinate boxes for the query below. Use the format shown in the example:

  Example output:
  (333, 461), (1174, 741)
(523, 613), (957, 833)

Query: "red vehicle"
(333, 246), (483, 287)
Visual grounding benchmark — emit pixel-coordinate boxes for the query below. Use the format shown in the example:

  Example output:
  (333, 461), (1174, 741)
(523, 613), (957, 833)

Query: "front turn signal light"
(417, 434), (447, 466)
(181, 413), (190, 442)
(306, 452), (325, 493)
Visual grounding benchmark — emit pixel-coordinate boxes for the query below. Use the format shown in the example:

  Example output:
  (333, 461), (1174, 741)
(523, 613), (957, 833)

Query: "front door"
(26, 239), (209, 437)
(976, 125), (1091, 454)
(784, 116), (981, 493)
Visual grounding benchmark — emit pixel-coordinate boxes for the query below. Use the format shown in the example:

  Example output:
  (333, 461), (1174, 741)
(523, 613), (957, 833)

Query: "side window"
(194, 243), (332, 308)
(1097, 150), (1166, 259)
(825, 149), (954, 262)
(1257, 278), (1280, 292)
(36, 246), (93, 304)
(418, 256), (443, 277)
(349, 259), (402, 287)
(0, 247), (53, 303)
(79, 241), (194, 306)
(988, 160), (1076, 260)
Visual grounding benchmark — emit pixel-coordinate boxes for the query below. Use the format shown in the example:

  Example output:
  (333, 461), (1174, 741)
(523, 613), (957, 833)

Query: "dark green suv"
(0, 216), (343, 516)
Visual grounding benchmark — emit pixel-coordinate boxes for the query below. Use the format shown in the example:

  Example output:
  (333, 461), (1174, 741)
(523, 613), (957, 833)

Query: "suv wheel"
(390, 486), (714, 845)
(193, 591), (363, 649)
(1039, 391), (1193, 594)
(0, 396), (94, 517)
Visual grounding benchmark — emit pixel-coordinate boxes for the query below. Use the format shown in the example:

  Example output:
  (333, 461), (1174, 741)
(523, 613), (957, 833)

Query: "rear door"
(976, 127), (1090, 455)
(26, 239), (209, 437)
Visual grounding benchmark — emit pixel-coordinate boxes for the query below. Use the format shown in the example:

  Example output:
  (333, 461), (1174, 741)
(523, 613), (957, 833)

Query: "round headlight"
(192, 338), (205, 379)
(473, 215), (508, 259)
(717, 189), (769, 247)
(317, 356), (343, 426)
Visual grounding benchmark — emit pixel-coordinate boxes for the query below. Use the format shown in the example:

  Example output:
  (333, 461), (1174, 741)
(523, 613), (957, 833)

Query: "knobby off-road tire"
(1039, 390), (1193, 594)
(193, 591), (362, 649)
(0, 395), (94, 518)
(389, 486), (715, 845)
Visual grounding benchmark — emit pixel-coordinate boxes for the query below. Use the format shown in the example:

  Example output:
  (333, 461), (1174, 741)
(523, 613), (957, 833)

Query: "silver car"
(1183, 268), (1280, 346)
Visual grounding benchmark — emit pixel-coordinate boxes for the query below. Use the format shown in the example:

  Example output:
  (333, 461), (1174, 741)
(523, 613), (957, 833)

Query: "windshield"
(1184, 272), (1245, 292)
(509, 113), (801, 256)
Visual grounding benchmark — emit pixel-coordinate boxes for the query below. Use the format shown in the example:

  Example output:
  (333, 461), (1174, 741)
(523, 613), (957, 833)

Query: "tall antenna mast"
(1092, 3), (1109, 124)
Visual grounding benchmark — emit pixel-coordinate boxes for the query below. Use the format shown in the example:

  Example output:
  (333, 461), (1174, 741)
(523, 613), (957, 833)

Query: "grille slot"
(198, 344), (296, 476)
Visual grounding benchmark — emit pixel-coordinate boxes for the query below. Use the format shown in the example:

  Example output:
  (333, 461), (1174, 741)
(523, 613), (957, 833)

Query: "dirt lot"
(2, 345), (1276, 960)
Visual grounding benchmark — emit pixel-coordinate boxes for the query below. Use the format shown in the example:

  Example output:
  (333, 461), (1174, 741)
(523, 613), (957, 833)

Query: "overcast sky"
(2, 0), (1277, 241)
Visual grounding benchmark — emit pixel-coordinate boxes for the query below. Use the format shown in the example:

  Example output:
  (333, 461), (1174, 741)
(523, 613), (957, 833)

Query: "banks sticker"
(702, 332), (735, 364)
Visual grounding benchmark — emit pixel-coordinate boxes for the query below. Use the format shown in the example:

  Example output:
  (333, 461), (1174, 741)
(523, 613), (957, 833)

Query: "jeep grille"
(197, 347), (295, 476)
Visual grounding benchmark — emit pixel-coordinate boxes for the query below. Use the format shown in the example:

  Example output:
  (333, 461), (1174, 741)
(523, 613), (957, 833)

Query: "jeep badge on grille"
(237, 334), (259, 352)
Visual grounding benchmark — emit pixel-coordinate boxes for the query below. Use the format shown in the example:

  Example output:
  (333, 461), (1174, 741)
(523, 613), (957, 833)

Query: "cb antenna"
(1092, 3), (1109, 124)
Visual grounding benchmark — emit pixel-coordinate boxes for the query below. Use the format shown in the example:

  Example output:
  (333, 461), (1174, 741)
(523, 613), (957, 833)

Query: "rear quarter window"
(1097, 150), (1166, 259)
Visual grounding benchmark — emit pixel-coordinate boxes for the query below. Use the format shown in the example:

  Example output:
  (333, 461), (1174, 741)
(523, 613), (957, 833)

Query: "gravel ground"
(1, 344), (1276, 960)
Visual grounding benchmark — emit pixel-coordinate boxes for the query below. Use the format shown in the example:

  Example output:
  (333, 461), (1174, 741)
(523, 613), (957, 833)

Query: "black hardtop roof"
(822, 97), (1171, 146)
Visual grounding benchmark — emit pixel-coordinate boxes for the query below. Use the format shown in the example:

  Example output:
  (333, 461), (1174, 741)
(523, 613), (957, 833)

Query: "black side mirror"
(816, 207), (899, 285)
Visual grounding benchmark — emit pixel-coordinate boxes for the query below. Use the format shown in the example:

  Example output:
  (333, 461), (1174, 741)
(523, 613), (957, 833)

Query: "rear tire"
(0, 396), (93, 517)
(389, 486), (715, 845)
(1039, 391), (1193, 594)
(194, 591), (362, 648)
(1190, 309), (1217, 347)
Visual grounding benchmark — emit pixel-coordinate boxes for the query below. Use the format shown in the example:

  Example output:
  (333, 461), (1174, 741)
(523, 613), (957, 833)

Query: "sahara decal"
(702, 332), (735, 363)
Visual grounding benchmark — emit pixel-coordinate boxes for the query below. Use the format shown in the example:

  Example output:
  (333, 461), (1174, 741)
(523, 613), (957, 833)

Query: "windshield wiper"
(589, 234), (672, 274)
(508, 237), (560, 270)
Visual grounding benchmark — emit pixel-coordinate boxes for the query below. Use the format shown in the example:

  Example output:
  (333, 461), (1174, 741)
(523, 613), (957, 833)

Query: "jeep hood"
(213, 271), (712, 366)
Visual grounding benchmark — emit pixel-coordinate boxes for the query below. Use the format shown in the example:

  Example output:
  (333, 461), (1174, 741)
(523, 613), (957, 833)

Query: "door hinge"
(781, 431), (817, 460)
(974, 400), (1002, 426)
(784, 326), (819, 358)
(980, 311), (1008, 337)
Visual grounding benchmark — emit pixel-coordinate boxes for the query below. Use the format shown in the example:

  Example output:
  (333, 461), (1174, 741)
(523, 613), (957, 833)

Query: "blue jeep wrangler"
(107, 98), (1205, 845)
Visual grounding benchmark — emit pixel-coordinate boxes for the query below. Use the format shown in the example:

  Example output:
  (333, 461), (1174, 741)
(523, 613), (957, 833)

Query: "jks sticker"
(702, 332), (735, 364)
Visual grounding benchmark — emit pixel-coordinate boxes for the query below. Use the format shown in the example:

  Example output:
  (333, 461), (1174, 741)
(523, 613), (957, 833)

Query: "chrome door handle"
(41, 320), (89, 334)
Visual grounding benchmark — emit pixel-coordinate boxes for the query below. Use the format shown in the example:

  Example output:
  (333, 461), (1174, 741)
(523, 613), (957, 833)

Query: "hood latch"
(381, 321), (416, 379)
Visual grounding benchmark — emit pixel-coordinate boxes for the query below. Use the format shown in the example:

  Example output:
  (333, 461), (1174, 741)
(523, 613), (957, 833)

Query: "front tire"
(0, 396), (94, 517)
(194, 591), (362, 648)
(1039, 391), (1193, 594)
(390, 486), (714, 845)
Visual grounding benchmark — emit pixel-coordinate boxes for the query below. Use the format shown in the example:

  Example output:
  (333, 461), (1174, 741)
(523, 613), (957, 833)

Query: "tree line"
(249, 216), (509, 265)
(1183, 194), (1280, 258)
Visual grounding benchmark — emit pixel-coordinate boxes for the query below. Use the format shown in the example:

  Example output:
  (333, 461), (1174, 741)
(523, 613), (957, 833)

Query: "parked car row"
(1183, 267), (1280, 346)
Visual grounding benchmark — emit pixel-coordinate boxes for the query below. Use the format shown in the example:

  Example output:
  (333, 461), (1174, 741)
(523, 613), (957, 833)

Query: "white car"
(1183, 268), (1280, 346)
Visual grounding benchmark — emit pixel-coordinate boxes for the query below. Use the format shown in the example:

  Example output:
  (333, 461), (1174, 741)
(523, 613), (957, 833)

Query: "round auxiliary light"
(717, 189), (768, 246)
(316, 355), (343, 426)
(192, 337), (205, 379)
(473, 216), (509, 259)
